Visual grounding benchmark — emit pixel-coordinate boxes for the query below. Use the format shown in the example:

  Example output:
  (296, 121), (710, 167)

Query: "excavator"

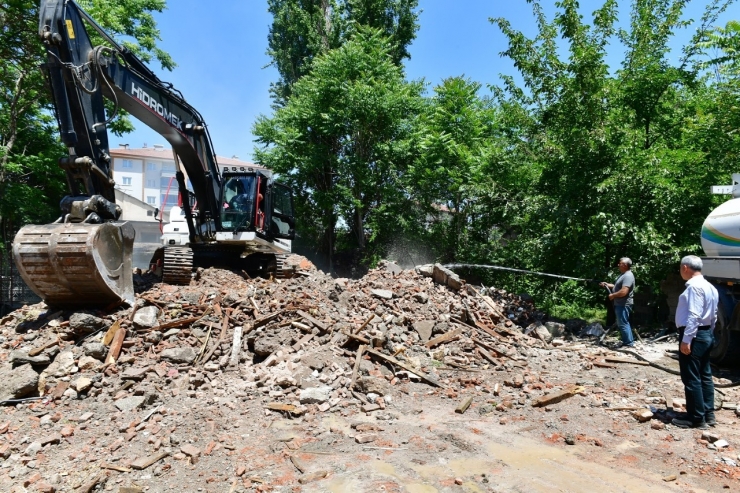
(12, 0), (295, 308)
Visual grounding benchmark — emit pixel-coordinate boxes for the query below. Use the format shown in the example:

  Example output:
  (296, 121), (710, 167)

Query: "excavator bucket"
(12, 222), (135, 308)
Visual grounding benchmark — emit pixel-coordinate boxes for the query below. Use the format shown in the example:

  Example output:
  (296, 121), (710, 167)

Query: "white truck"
(699, 173), (740, 365)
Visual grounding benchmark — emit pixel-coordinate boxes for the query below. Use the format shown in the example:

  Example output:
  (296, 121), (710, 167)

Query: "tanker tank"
(701, 197), (740, 256)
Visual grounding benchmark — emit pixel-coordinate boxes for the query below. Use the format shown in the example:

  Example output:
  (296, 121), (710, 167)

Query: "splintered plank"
(350, 345), (366, 390)
(297, 310), (328, 332)
(28, 338), (60, 356)
(532, 385), (585, 408)
(605, 357), (649, 366)
(105, 328), (126, 365)
(201, 311), (229, 365)
(475, 346), (499, 366)
(252, 310), (284, 331)
(364, 348), (442, 387)
(266, 402), (297, 413)
(102, 319), (121, 346)
(593, 361), (617, 369)
(130, 451), (169, 470)
(425, 327), (463, 348)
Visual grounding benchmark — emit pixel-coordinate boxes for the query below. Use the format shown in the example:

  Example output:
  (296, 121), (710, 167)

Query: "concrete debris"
(711, 439), (729, 450)
(133, 306), (160, 330)
(0, 254), (737, 491)
(0, 363), (39, 400)
(632, 408), (653, 422)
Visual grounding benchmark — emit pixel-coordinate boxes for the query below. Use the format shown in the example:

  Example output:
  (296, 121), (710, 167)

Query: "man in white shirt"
(673, 255), (718, 429)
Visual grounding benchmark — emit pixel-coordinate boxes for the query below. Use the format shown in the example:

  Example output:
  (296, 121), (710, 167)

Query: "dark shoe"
(672, 417), (708, 429)
(705, 414), (717, 427)
(616, 342), (635, 349)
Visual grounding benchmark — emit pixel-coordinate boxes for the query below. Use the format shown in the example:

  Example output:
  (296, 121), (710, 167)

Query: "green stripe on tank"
(702, 224), (740, 246)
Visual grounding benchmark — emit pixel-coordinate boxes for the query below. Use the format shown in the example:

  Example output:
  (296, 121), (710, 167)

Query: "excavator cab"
(220, 175), (256, 232)
(218, 170), (295, 241)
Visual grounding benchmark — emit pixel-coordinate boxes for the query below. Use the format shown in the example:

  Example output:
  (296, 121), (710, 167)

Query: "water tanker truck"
(700, 173), (740, 365)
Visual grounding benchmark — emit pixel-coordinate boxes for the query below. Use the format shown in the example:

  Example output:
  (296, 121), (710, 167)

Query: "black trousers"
(677, 328), (715, 423)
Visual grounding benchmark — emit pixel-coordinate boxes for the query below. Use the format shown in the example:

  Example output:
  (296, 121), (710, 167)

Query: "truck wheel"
(710, 302), (740, 367)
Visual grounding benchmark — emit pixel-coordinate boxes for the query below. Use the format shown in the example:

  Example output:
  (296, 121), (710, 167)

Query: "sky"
(119, 0), (735, 162)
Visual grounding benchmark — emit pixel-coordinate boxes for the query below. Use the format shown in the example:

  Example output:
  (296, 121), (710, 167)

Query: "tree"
(488, 0), (737, 301)
(410, 77), (499, 262)
(254, 28), (424, 270)
(0, 0), (174, 255)
(266, 0), (419, 104)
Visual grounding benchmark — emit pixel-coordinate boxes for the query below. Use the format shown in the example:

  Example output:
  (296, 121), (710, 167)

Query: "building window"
(160, 175), (176, 188)
(146, 162), (157, 170)
(147, 196), (156, 204)
(122, 160), (133, 168)
(161, 163), (176, 172)
(160, 193), (179, 207)
(122, 176), (132, 185)
(146, 179), (157, 188)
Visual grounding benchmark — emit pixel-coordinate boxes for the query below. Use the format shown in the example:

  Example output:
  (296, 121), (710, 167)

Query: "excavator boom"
(14, 0), (295, 307)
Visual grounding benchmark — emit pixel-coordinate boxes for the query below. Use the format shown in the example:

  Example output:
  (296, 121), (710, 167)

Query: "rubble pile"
(1, 258), (739, 491)
(0, 260), (551, 412)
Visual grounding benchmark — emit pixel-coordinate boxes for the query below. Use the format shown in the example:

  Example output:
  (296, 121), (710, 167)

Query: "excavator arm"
(14, 0), (296, 306)
(13, 0), (224, 307)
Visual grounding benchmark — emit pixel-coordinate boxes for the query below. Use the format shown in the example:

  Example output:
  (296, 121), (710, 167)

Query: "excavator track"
(12, 222), (135, 307)
(275, 254), (290, 279)
(162, 247), (194, 285)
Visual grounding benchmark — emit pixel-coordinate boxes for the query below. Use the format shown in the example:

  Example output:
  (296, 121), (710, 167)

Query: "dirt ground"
(0, 260), (738, 493)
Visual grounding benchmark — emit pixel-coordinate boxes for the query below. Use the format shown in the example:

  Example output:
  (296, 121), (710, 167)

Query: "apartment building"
(109, 144), (264, 216)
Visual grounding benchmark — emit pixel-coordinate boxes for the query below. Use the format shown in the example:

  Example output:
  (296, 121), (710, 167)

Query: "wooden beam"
(532, 385), (584, 408)
(455, 396), (474, 414)
(425, 327), (462, 348)
(105, 328), (126, 365)
(130, 451), (169, 470)
(349, 345), (366, 390)
(297, 310), (328, 332)
(604, 357), (649, 366)
(364, 348), (442, 387)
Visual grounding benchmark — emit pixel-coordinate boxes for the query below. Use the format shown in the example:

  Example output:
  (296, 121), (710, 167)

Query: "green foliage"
(260, 0), (740, 318)
(266, 0), (418, 104)
(487, 0), (739, 302)
(255, 28), (425, 268)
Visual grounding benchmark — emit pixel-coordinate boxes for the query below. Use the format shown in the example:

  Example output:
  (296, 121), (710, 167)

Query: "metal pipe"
(443, 263), (596, 283)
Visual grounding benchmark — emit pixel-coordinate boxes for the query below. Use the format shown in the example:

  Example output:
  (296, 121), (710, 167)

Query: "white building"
(109, 144), (265, 217)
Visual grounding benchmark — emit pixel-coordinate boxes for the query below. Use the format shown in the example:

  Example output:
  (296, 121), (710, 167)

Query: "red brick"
(23, 472), (42, 486)
(180, 444), (201, 457)
(35, 481), (56, 493)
